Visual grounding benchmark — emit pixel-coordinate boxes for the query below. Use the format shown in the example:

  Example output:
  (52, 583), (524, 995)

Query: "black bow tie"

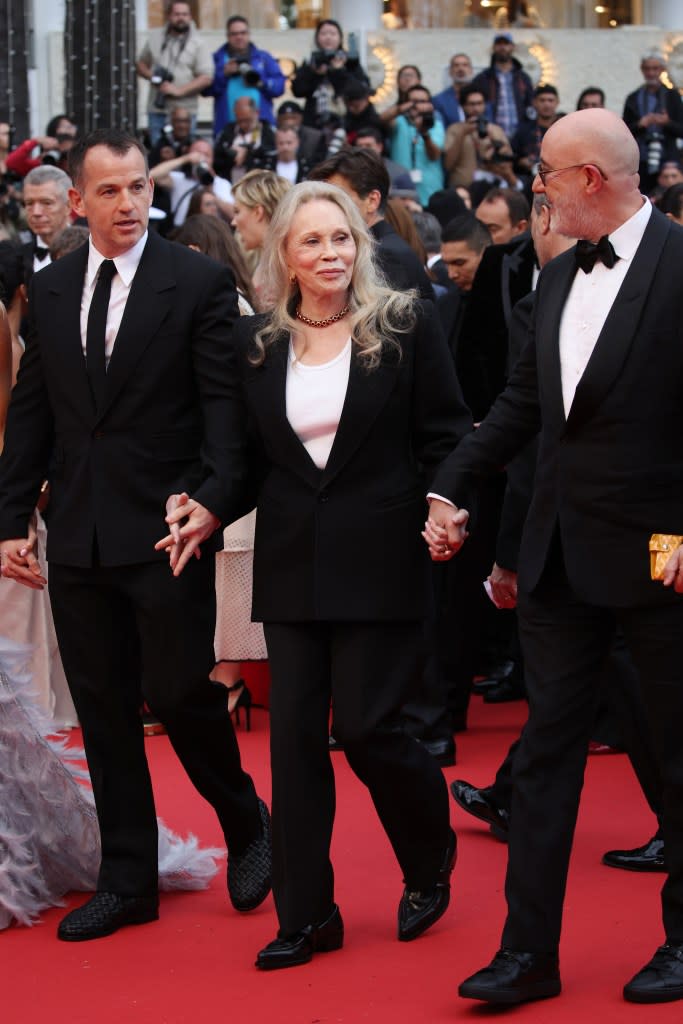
(575, 236), (618, 274)
(34, 245), (49, 261)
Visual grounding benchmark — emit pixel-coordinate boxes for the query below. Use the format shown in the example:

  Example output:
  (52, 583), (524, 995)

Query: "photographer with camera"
(443, 85), (518, 194)
(511, 84), (563, 184)
(5, 116), (77, 179)
(292, 20), (370, 135)
(213, 97), (275, 186)
(148, 108), (197, 168)
(152, 138), (234, 229)
(136, 1), (213, 146)
(623, 50), (683, 195)
(208, 16), (284, 138)
(389, 84), (445, 208)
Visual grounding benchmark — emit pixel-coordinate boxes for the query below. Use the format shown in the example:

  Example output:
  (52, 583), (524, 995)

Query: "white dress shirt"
(33, 235), (52, 274)
(286, 338), (351, 470)
(80, 232), (148, 367)
(559, 198), (651, 417)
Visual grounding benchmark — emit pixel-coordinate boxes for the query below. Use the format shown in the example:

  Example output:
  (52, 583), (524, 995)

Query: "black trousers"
(264, 621), (451, 935)
(49, 556), (261, 897)
(501, 546), (683, 951)
(490, 632), (662, 824)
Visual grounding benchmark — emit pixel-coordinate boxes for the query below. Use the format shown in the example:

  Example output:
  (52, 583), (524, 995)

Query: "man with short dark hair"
(471, 33), (534, 141)
(207, 15), (285, 136)
(0, 129), (271, 942)
(353, 125), (409, 186)
(212, 96), (275, 185)
(512, 84), (563, 179)
(475, 187), (529, 245)
(136, 1), (213, 145)
(444, 84), (517, 190)
(276, 100), (326, 164)
(390, 84), (445, 207)
(576, 86), (605, 110)
(308, 148), (435, 299)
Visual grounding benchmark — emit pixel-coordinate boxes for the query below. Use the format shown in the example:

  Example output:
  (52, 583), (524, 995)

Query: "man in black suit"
(308, 148), (435, 300)
(0, 129), (270, 941)
(21, 165), (73, 282)
(427, 108), (683, 1004)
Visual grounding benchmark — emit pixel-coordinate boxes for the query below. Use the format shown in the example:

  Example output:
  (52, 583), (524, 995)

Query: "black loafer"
(57, 892), (159, 942)
(624, 944), (683, 1003)
(419, 735), (456, 768)
(228, 797), (272, 911)
(255, 904), (344, 970)
(450, 779), (509, 837)
(602, 835), (665, 872)
(459, 948), (561, 1004)
(398, 827), (457, 941)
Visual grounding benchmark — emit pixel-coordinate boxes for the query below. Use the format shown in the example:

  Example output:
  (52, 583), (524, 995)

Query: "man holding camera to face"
(444, 85), (518, 192)
(208, 16), (285, 138)
(136, 1), (213, 146)
(389, 84), (445, 207)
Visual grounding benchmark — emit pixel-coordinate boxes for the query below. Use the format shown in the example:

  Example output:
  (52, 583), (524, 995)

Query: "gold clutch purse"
(649, 534), (683, 580)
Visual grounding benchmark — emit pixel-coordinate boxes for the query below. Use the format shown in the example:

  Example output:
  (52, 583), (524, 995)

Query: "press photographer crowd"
(3, 1), (683, 1009)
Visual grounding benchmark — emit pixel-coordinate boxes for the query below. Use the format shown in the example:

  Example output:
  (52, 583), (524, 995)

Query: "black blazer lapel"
(566, 209), (671, 429)
(100, 233), (175, 418)
(322, 347), (399, 486)
(45, 244), (95, 416)
(535, 249), (574, 432)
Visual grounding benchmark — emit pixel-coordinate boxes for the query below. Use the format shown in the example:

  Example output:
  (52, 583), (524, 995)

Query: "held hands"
(155, 492), (220, 576)
(662, 547), (683, 594)
(421, 499), (469, 562)
(0, 515), (46, 590)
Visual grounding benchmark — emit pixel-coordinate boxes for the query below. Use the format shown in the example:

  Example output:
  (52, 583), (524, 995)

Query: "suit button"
(318, 490), (329, 503)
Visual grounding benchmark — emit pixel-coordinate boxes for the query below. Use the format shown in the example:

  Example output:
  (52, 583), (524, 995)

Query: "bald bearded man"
(426, 109), (683, 1005)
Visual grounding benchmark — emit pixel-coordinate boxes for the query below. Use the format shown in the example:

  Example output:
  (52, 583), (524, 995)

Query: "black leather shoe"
(459, 948), (561, 1004)
(483, 675), (526, 703)
(228, 797), (272, 911)
(255, 905), (344, 970)
(450, 779), (509, 837)
(472, 660), (516, 694)
(603, 835), (665, 872)
(418, 735), (456, 768)
(398, 827), (456, 941)
(328, 733), (344, 751)
(624, 944), (683, 1003)
(57, 892), (159, 941)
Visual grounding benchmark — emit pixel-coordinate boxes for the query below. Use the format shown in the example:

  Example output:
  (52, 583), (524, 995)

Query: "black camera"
(420, 110), (435, 133)
(238, 62), (262, 88)
(194, 162), (214, 186)
(150, 66), (175, 110)
(311, 49), (343, 69)
(41, 149), (62, 166)
(476, 115), (489, 139)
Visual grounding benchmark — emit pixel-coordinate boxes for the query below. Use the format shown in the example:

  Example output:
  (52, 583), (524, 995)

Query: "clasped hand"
(155, 492), (220, 576)
(421, 498), (469, 562)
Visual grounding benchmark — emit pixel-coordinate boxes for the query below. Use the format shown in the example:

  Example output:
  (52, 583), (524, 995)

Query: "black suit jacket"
(0, 232), (242, 567)
(432, 208), (683, 607)
(234, 301), (473, 622)
(370, 220), (435, 301)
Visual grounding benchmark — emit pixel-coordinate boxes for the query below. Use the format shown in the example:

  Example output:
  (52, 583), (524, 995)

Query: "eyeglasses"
(536, 162), (609, 186)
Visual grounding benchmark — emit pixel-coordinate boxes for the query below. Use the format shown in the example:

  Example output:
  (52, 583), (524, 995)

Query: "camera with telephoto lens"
(646, 131), (664, 176)
(311, 49), (344, 69)
(476, 115), (489, 139)
(150, 66), (175, 109)
(41, 149), (61, 166)
(238, 62), (262, 88)
(420, 110), (435, 133)
(194, 162), (214, 186)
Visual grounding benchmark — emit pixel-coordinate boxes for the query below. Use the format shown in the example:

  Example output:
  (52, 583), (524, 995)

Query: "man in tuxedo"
(427, 108), (683, 1004)
(0, 129), (270, 941)
(22, 165), (73, 281)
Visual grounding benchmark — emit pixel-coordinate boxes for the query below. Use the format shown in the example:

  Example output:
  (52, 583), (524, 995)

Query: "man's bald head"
(535, 109), (643, 240)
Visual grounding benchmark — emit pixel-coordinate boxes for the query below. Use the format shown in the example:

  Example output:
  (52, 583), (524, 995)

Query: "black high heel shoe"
(226, 680), (252, 731)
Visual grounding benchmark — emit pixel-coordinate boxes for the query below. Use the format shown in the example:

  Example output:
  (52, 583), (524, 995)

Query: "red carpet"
(5, 697), (680, 1023)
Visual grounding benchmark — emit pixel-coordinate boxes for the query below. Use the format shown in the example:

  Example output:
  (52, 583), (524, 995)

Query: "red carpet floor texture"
(5, 697), (680, 1023)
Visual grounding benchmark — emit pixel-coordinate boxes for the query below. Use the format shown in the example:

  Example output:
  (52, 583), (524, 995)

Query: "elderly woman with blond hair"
(231, 169), (291, 311)
(162, 179), (473, 969)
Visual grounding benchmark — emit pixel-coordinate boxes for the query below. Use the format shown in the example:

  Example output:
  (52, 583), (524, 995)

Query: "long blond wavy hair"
(251, 181), (417, 369)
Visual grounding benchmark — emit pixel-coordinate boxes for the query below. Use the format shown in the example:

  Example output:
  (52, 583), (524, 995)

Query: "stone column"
(641, 0), (683, 28)
(0, 0), (31, 142)
(64, 0), (138, 134)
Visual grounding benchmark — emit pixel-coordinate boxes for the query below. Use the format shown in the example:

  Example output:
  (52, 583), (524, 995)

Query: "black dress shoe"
(255, 905), (344, 970)
(459, 948), (561, 1004)
(472, 660), (516, 694)
(398, 827), (456, 941)
(328, 733), (344, 751)
(450, 779), (509, 838)
(624, 944), (683, 1003)
(483, 675), (526, 703)
(57, 892), (159, 942)
(602, 835), (666, 872)
(228, 797), (272, 911)
(418, 735), (456, 768)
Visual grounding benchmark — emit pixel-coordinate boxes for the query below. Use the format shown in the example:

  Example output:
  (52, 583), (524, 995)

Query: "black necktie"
(34, 245), (49, 261)
(575, 236), (618, 274)
(86, 259), (117, 411)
